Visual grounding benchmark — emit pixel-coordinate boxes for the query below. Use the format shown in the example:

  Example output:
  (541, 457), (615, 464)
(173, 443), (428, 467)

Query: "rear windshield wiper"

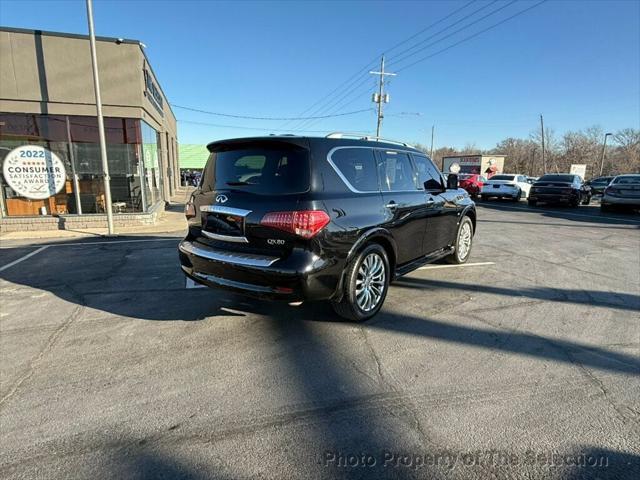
(225, 181), (257, 186)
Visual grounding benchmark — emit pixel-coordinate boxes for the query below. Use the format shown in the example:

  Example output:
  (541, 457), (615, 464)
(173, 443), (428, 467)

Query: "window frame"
(327, 146), (439, 194)
(374, 149), (422, 193)
(326, 146), (380, 193)
(410, 153), (444, 193)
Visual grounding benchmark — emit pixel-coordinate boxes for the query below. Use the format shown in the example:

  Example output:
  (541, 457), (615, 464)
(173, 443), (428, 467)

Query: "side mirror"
(446, 173), (458, 190)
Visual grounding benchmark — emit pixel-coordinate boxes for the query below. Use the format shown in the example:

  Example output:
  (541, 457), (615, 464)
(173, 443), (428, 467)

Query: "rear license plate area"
(203, 212), (244, 237)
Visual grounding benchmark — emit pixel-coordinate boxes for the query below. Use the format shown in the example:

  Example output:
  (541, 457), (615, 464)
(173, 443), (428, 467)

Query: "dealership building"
(0, 27), (179, 232)
(442, 154), (506, 177)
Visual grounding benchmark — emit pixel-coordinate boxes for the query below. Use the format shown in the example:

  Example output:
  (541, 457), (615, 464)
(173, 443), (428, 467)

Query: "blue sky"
(1, 0), (638, 149)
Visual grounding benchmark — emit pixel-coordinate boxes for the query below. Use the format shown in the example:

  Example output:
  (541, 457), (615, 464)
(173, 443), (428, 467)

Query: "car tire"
(571, 194), (580, 207)
(446, 216), (474, 265)
(512, 189), (522, 202)
(331, 244), (390, 322)
(528, 199), (537, 207)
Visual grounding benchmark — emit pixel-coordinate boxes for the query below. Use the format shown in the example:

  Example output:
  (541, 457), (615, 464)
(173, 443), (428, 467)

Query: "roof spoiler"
(325, 132), (414, 148)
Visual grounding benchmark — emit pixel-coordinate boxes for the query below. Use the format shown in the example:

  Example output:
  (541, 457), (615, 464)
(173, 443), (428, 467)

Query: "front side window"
(412, 154), (443, 191)
(377, 151), (417, 191)
(330, 148), (378, 192)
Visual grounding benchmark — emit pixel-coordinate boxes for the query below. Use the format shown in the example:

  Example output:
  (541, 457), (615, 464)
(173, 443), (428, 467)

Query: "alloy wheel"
(458, 222), (472, 260)
(355, 253), (386, 312)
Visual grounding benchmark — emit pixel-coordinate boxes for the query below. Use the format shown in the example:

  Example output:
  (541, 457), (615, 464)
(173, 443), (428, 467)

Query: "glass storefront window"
(140, 121), (163, 207)
(0, 113), (164, 217)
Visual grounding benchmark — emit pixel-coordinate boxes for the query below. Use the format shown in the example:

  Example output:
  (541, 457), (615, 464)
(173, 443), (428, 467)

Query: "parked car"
(458, 174), (486, 198)
(480, 174), (531, 201)
(528, 174), (592, 207)
(601, 174), (640, 211)
(179, 134), (476, 321)
(585, 176), (614, 196)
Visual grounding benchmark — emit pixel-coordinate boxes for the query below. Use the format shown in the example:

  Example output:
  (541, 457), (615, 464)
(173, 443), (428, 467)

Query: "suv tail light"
(185, 202), (196, 219)
(260, 210), (330, 239)
(605, 186), (619, 196)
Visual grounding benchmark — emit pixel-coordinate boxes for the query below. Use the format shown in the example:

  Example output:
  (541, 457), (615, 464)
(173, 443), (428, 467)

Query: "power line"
(291, 76), (377, 132)
(386, 0), (500, 67)
(177, 118), (373, 134)
(395, 0), (548, 73)
(382, 0), (478, 55)
(278, 56), (380, 130)
(171, 104), (372, 121)
(284, 1), (480, 131)
(388, 0), (516, 69)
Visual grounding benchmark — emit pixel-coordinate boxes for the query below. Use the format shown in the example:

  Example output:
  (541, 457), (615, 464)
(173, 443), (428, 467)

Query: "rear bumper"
(601, 194), (640, 206)
(481, 190), (518, 198)
(528, 192), (578, 203)
(178, 239), (342, 301)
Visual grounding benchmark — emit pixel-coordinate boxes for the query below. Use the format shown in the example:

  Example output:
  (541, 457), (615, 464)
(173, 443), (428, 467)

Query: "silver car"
(601, 174), (640, 211)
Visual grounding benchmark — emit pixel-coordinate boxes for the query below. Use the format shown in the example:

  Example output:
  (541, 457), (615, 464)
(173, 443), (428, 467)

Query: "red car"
(458, 174), (487, 198)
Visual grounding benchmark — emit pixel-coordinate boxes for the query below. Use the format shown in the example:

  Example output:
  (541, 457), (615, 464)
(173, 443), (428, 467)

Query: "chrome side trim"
(201, 230), (249, 243)
(200, 205), (252, 216)
(179, 241), (278, 267)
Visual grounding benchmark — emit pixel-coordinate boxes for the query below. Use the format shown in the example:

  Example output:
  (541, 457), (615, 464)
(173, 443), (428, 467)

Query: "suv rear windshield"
(538, 174), (575, 182)
(201, 145), (309, 195)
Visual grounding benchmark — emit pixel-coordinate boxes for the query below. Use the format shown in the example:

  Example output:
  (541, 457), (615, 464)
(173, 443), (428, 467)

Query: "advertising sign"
(2, 145), (66, 199)
(570, 164), (587, 179)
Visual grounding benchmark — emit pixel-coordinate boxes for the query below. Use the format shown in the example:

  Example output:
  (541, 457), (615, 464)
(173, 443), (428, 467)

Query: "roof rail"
(325, 132), (413, 148)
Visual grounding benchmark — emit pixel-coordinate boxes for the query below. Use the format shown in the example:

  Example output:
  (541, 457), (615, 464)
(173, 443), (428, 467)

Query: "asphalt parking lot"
(1, 203), (639, 479)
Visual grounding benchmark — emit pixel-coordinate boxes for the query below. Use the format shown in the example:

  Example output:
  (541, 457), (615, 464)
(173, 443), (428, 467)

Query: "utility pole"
(86, 0), (114, 235)
(370, 56), (396, 137)
(540, 114), (546, 174)
(599, 132), (613, 176)
(430, 125), (435, 158)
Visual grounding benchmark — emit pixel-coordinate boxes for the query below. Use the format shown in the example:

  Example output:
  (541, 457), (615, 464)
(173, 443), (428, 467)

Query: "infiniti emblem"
(215, 194), (228, 203)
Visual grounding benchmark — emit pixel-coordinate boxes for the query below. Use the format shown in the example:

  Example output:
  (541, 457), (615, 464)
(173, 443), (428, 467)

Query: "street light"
(599, 132), (613, 176)
(86, 0), (114, 235)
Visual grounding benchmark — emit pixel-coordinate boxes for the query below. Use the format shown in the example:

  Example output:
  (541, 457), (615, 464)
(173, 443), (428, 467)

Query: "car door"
(375, 149), (428, 265)
(411, 154), (454, 253)
(518, 175), (531, 196)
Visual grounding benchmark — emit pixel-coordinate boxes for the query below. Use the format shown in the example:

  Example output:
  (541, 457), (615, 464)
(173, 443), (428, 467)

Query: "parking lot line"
(479, 203), (640, 223)
(0, 246), (49, 272)
(418, 261), (495, 270)
(0, 238), (180, 249)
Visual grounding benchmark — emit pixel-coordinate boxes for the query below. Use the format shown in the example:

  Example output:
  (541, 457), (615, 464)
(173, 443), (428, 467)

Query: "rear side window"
(412, 154), (443, 191)
(613, 176), (640, 184)
(377, 151), (417, 191)
(201, 145), (309, 195)
(330, 148), (378, 192)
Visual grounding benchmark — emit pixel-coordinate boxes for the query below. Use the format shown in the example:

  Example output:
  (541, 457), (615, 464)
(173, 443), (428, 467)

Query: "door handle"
(385, 201), (397, 210)
(426, 198), (435, 206)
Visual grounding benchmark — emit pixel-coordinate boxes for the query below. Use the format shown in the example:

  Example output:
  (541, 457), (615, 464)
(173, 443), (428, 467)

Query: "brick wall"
(0, 202), (165, 233)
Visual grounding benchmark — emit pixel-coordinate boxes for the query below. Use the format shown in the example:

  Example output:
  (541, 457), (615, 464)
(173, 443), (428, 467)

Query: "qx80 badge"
(215, 194), (228, 203)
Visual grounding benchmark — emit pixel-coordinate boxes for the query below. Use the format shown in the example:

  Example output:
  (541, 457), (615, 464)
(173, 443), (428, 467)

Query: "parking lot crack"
(0, 283), (86, 408)
(357, 325), (439, 449)
(465, 313), (639, 428)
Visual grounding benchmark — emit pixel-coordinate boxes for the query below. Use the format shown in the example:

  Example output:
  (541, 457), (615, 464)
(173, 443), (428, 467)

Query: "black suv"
(179, 135), (476, 321)
(528, 174), (592, 207)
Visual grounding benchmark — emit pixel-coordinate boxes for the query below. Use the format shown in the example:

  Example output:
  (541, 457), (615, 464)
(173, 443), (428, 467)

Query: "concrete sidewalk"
(0, 189), (193, 241)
